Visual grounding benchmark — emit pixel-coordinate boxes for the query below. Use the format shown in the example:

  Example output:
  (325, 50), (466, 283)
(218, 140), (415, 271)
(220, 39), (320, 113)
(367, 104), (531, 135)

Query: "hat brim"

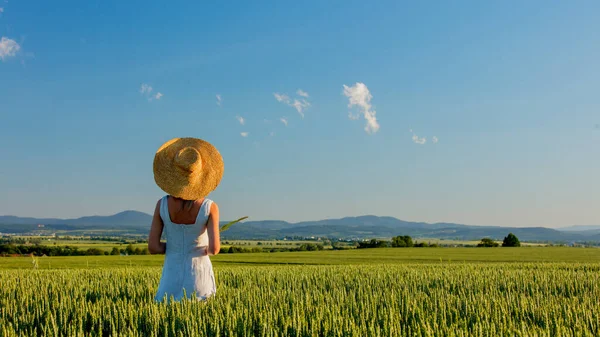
(153, 137), (224, 200)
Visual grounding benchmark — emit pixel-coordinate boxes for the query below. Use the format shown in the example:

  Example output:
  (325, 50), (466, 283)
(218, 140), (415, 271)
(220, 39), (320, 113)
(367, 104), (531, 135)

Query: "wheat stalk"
(219, 216), (248, 232)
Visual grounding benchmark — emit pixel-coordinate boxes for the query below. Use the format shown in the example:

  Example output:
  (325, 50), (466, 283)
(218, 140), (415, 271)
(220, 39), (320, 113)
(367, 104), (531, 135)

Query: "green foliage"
(1, 263), (599, 336)
(219, 216), (248, 232)
(357, 239), (390, 248)
(477, 238), (499, 247)
(392, 235), (414, 247)
(0, 243), (150, 256)
(503, 233), (521, 247)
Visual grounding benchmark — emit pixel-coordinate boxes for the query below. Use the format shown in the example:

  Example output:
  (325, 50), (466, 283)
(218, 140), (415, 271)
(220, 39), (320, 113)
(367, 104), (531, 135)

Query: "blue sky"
(1, 1), (599, 227)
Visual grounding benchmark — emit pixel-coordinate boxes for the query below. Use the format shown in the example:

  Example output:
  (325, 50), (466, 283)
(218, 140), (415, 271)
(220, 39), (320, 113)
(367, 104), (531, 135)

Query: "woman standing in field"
(147, 137), (223, 302)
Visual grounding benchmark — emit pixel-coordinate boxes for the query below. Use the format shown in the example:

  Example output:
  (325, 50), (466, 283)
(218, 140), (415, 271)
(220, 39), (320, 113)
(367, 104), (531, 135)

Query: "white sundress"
(154, 195), (216, 302)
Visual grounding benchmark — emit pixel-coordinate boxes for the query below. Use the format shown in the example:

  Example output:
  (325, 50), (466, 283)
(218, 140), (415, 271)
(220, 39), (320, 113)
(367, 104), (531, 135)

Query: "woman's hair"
(172, 196), (196, 211)
(183, 199), (195, 210)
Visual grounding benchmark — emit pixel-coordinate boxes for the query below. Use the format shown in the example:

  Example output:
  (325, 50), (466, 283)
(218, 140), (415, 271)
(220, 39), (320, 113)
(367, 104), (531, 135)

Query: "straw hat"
(153, 137), (224, 200)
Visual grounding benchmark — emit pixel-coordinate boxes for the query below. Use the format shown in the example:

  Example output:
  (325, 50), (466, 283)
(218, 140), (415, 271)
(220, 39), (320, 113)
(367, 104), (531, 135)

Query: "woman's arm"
(205, 201), (220, 256)
(148, 200), (166, 254)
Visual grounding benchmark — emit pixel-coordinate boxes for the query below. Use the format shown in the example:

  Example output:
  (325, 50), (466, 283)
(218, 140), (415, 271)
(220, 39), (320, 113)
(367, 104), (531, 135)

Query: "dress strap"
(159, 195), (169, 223)
(195, 198), (213, 225)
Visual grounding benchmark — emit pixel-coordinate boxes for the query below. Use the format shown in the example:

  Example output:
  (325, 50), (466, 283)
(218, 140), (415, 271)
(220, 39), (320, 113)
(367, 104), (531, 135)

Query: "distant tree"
(125, 244), (135, 255)
(392, 235), (414, 248)
(358, 239), (390, 249)
(84, 248), (104, 255)
(477, 238), (499, 247)
(502, 233), (521, 247)
(110, 247), (120, 255)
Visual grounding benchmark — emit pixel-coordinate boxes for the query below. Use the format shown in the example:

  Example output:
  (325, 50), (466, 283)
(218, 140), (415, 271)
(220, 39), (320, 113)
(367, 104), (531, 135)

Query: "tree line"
(0, 242), (327, 257)
(0, 233), (523, 256)
(477, 233), (521, 247)
(357, 233), (523, 249)
(0, 244), (149, 256)
(357, 235), (439, 249)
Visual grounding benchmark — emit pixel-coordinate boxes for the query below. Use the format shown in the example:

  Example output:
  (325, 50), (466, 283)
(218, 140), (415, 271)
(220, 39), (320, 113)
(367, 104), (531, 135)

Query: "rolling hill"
(1, 212), (597, 243)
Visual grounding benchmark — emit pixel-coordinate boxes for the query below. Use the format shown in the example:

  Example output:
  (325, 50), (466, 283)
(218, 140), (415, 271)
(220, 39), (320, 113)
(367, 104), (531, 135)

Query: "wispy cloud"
(342, 82), (380, 134)
(432, 136), (439, 144)
(410, 130), (427, 145)
(216, 94), (222, 106)
(296, 89), (309, 98)
(236, 115), (245, 125)
(270, 131), (275, 137)
(240, 132), (249, 137)
(0, 7), (4, 13)
(274, 93), (290, 103)
(412, 134), (426, 145)
(274, 90), (311, 118)
(291, 99), (310, 118)
(140, 83), (153, 94)
(139, 83), (163, 101)
(280, 117), (288, 126)
(0, 37), (20, 61)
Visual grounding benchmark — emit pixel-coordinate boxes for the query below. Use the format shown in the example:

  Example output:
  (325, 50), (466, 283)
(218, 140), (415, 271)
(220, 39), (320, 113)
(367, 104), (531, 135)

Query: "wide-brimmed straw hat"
(153, 137), (224, 200)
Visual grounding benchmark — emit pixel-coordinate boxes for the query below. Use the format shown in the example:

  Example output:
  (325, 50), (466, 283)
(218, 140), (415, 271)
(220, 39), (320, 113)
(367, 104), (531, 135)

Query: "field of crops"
(1, 260), (599, 336)
(2, 247), (600, 269)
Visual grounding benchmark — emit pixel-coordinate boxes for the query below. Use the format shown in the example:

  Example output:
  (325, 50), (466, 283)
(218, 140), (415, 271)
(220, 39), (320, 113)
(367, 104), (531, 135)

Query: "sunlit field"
(2, 256), (599, 336)
(1, 248), (599, 335)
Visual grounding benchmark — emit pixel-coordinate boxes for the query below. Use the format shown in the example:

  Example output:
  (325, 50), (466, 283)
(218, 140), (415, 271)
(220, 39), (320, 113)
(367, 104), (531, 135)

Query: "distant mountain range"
(0, 212), (598, 243)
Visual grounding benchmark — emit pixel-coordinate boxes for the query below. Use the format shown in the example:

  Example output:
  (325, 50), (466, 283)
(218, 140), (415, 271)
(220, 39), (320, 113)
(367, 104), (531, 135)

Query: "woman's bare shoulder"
(209, 200), (219, 214)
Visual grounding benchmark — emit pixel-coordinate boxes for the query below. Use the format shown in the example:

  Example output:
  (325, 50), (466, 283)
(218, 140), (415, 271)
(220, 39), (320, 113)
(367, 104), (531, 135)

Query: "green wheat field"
(1, 247), (599, 336)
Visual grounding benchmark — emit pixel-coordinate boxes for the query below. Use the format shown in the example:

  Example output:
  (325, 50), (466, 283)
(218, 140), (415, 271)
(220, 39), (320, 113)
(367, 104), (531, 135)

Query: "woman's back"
(149, 137), (223, 302)
(154, 195), (216, 302)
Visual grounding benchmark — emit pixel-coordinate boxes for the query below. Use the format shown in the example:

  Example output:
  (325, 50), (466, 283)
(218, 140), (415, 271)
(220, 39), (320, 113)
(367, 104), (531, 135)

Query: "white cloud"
(410, 130), (427, 145)
(296, 89), (309, 98)
(216, 94), (222, 106)
(140, 83), (153, 94)
(342, 82), (380, 134)
(139, 83), (164, 101)
(280, 117), (288, 126)
(240, 132), (249, 137)
(236, 115), (245, 125)
(291, 99), (310, 118)
(412, 134), (426, 145)
(0, 37), (20, 61)
(0, 7), (4, 13)
(274, 93), (290, 103)
(274, 90), (311, 118)
(432, 136), (439, 144)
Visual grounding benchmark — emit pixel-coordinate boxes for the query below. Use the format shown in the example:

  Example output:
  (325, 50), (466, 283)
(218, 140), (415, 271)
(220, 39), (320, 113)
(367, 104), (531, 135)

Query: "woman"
(147, 137), (224, 302)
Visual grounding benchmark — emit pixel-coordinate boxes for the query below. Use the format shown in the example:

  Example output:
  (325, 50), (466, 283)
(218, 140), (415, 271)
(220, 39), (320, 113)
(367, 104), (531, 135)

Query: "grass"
(2, 262), (600, 335)
(1, 247), (599, 270)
